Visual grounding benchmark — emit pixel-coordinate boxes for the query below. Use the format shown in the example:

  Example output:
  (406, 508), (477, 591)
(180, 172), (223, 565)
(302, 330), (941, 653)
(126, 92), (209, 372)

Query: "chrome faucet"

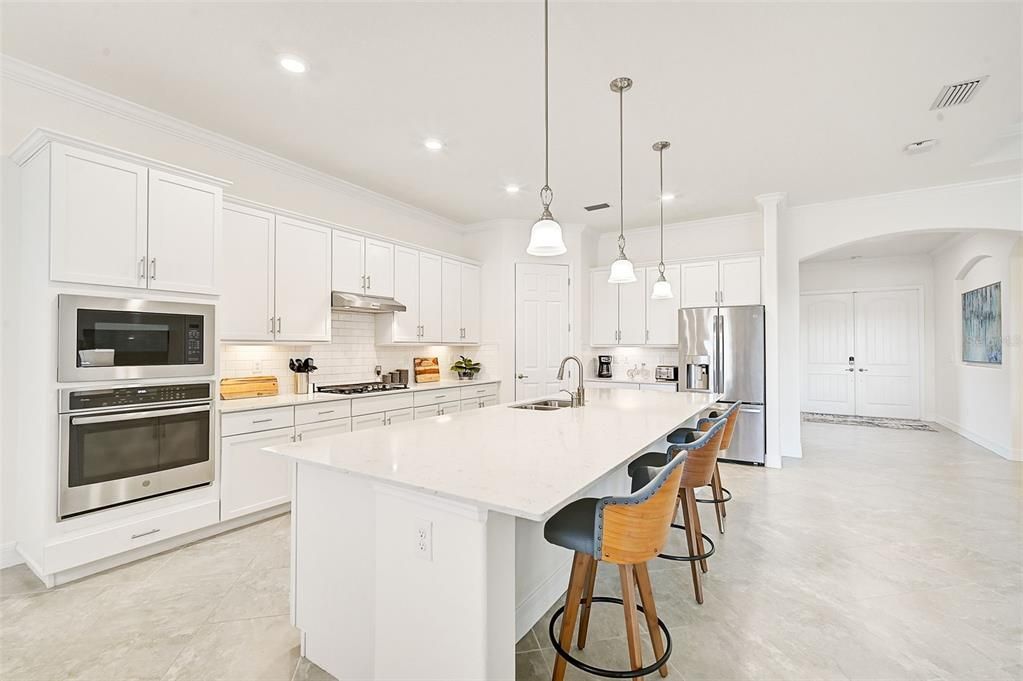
(556, 355), (585, 407)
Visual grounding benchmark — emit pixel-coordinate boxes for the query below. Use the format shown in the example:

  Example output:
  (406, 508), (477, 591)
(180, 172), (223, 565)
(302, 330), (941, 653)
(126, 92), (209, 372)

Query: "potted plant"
(450, 355), (481, 380)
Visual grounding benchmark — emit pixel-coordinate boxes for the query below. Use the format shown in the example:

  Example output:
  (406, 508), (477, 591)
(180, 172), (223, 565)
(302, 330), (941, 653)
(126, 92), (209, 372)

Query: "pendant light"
(526, 0), (567, 256)
(650, 140), (674, 299)
(607, 77), (636, 284)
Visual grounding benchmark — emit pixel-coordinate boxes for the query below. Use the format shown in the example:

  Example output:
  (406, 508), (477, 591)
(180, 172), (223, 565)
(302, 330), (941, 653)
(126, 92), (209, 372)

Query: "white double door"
(801, 289), (921, 419)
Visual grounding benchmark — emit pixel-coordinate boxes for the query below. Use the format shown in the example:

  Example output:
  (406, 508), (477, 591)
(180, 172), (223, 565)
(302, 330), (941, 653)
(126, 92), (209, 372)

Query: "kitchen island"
(264, 387), (719, 681)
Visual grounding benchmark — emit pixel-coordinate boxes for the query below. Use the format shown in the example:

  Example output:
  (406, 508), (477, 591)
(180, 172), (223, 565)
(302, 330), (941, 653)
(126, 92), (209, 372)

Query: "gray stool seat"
(666, 410), (721, 445)
(543, 498), (599, 555)
(626, 451), (672, 477)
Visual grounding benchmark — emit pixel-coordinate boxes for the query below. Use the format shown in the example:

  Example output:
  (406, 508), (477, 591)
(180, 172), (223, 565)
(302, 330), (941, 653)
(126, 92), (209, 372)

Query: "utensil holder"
(293, 373), (310, 395)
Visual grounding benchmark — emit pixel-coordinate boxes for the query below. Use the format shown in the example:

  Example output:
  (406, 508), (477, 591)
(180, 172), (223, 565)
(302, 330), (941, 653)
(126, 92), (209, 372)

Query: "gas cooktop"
(316, 382), (409, 395)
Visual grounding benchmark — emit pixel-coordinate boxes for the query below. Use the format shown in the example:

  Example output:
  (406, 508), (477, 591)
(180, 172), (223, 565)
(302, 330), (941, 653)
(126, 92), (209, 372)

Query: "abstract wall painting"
(962, 282), (1002, 364)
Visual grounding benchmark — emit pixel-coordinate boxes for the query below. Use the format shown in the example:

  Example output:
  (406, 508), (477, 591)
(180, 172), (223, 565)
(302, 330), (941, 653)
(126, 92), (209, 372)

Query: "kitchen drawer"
(412, 388), (460, 406)
(459, 383), (498, 400)
(295, 400), (352, 425)
(640, 383), (677, 393)
(221, 406), (295, 437)
(351, 393), (414, 416)
(352, 413), (387, 431)
(45, 499), (220, 573)
(296, 418), (351, 441)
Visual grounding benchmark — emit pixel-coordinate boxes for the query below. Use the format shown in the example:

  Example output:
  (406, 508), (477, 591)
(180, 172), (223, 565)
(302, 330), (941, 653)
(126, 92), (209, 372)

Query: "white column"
(756, 192), (795, 469)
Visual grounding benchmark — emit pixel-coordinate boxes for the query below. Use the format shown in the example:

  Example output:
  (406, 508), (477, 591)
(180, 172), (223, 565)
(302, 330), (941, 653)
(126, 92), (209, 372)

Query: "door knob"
(517, 373), (528, 379)
(858, 368), (868, 372)
(845, 368), (855, 372)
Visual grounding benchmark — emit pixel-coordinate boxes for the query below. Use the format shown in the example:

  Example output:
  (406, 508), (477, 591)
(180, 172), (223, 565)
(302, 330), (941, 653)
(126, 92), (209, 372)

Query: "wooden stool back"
(599, 464), (684, 565)
(679, 417), (726, 489)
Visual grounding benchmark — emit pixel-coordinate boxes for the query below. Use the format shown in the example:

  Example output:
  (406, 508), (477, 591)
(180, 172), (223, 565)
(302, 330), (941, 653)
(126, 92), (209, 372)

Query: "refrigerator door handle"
(716, 313), (725, 393)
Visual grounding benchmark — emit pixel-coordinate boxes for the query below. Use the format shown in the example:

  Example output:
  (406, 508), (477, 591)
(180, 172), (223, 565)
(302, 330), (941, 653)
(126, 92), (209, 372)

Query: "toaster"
(655, 365), (678, 381)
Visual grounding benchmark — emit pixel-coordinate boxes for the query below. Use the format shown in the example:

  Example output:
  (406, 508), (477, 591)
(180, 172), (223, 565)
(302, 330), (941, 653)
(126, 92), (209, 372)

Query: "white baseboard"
(515, 556), (572, 642)
(1, 542), (23, 569)
(934, 416), (1022, 462)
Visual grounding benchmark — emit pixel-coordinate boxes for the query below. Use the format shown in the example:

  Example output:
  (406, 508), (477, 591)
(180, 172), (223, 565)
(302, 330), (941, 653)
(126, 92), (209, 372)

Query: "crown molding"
(1, 55), (464, 232)
(598, 211), (761, 241)
(789, 175), (1023, 213)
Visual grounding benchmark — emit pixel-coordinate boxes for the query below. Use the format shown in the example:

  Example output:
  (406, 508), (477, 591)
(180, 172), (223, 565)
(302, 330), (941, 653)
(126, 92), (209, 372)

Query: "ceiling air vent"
(930, 76), (988, 110)
(584, 202), (611, 212)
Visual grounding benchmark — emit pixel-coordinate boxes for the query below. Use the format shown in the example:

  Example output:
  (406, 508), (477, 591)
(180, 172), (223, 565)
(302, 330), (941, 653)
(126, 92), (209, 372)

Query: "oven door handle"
(71, 404), (211, 425)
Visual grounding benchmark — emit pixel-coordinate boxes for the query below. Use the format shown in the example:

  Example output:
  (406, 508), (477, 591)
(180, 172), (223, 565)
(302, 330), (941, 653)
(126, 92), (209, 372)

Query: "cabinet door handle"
(150, 258), (157, 280)
(317, 410), (334, 415)
(131, 528), (160, 540)
(269, 317), (275, 334)
(296, 433), (303, 442)
(252, 418), (272, 424)
(367, 275), (371, 290)
(438, 407), (444, 416)
(478, 400), (483, 408)
(277, 317), (282, 333)
(645, 329), (650, 342)
(138, 257), (146, 280)
(361, 274), (366, 290)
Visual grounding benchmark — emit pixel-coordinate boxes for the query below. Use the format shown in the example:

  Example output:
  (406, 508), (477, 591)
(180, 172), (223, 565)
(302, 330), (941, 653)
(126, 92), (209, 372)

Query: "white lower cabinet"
(296, 418), (352, 442)
(385, 408), (414, 425)
(459, 398), (480, 411)
(640, 383), (678, 392)
(220, 427), (294, 522)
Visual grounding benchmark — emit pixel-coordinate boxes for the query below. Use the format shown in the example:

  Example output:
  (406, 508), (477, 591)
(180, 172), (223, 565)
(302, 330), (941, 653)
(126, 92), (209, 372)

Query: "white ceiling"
(805, 231), (962, 262)
(2, 2), (1020, 231)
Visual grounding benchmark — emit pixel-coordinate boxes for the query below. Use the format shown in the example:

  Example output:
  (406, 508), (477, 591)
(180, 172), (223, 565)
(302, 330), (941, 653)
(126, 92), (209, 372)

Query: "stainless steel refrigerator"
(678, 305), (766, 465)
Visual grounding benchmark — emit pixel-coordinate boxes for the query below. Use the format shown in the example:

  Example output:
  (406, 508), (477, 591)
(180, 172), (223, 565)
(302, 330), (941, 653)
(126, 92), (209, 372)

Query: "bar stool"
(543, 418), (728, 680)
(626, 401), (739, 535)
(667, 402), (740, 535)
(625, 408), (731, 604)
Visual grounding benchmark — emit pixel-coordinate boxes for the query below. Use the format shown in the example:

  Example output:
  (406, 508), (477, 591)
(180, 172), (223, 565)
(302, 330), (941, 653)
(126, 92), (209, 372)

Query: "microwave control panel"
(67, 382), (212, 411)
(185, 316), (204, 364)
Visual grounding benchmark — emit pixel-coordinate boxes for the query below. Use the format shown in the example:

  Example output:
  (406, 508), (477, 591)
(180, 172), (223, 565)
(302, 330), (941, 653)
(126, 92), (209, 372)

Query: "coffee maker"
(597, 355), (613, 378)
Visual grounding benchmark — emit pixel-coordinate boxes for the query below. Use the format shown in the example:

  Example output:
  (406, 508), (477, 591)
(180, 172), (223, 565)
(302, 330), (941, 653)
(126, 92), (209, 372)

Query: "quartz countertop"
(263, 387), (719, 521)
(217, 379), (500, 414)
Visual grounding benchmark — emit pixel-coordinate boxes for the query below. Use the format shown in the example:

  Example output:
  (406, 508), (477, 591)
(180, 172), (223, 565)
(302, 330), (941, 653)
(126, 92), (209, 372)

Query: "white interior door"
(515, 263), (570, 400)
(800, 293), (856, 415)
(853, 290), (920, 419)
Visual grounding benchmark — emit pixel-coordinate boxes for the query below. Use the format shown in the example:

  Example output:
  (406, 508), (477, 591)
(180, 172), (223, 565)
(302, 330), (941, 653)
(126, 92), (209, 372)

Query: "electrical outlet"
(251, 360), (263, 374)
(414, 519), (432, 561)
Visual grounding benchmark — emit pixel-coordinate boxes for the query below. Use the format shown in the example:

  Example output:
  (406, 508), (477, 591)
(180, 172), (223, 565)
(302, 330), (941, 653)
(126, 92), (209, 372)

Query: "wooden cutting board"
(220, 376), (280, 400)
(413, 357), (440, 383)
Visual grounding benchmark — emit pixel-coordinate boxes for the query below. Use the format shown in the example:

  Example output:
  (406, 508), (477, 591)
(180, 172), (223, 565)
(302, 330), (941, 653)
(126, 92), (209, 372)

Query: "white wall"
(0, 158), (18, 566)
(799, 255), (937, 420)
(932, 231), (1022, 459)
(595, 212), (761, 265)
(463, 221), (593, 403)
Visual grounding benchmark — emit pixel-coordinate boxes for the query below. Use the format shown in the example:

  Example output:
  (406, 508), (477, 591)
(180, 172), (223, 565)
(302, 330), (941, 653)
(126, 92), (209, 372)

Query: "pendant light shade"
(526, 0), (567, 257)
(608, 77), (636, 284)
(651, 140), (674, 299)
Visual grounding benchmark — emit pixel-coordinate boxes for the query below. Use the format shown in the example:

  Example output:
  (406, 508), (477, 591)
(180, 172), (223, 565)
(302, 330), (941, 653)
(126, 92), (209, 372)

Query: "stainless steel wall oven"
(58, 381), (215, 518)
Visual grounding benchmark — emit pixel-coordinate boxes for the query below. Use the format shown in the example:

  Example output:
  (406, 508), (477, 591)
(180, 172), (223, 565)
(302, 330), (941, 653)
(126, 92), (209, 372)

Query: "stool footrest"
(695, 486), (732, 504)
(656, 523), (716, 562)
(548, 596), (672, 679)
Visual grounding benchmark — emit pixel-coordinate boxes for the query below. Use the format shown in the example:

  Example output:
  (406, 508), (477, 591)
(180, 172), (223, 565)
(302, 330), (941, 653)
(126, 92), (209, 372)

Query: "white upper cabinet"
(590, 269), (619, 346)
(618, 271), (647, 346)
(645, 265), (681, 345)
(386, 246), (422, 342)
(418, 252), (443, 343)
(331, 232), (395, 298)
(718, 256), (761, 306)
(44, 140), (224, 294)
(364, 239), (394, 298)
(460, 263), (481, 344)
(49, 143), (149, 289)
(222, 204), (275, 342)
(275, 216), (332, 343)
(147, 170), (222, 295)
(331, 231), (365, 294)
(681, 261), (720, 307)
(441, 258), (462, 343)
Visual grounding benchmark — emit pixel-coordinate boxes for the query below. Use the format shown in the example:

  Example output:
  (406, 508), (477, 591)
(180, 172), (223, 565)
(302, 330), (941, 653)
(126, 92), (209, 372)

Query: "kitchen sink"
(510, 399), (573, 411)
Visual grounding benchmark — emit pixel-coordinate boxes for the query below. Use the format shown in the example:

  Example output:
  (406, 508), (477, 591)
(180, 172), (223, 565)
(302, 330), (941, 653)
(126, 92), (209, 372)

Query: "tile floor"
(2, 422), (1020, 681)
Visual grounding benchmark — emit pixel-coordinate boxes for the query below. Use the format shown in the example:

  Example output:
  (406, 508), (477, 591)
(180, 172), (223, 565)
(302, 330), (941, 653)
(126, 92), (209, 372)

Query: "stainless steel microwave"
(58, 295), (215, 382)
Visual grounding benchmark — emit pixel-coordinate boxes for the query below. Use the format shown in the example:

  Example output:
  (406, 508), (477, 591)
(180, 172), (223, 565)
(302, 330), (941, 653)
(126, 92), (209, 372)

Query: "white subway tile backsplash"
(221, 311), (485, 394)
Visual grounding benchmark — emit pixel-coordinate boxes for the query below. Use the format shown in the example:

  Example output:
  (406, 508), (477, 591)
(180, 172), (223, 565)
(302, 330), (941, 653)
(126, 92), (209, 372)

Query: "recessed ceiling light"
(505, 184), (521, 194)
(660, 193), (675, 201)
(423, 138), (444, 151)
(279, 55), (307, 74)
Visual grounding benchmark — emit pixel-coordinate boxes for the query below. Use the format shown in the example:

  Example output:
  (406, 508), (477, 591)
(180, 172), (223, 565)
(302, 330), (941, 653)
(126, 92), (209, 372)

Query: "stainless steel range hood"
(331, 291), (407, 313)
